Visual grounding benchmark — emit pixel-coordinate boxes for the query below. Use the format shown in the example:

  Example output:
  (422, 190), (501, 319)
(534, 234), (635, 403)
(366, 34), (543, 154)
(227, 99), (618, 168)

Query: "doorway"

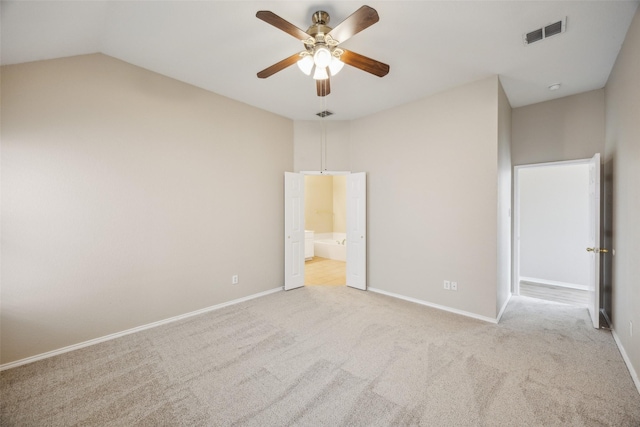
(514, 160), (591, 307)
(304, 174), (347, 286)
(284, 172), (366, 291)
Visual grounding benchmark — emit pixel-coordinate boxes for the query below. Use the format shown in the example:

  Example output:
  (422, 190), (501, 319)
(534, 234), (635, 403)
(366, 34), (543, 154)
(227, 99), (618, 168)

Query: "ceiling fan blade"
(316, 78), (330, 97)
(340, 50), (390, 77)
(327, 6), (379, 44)
(257, 53), (300, 79)
(256, 11), (310, 41)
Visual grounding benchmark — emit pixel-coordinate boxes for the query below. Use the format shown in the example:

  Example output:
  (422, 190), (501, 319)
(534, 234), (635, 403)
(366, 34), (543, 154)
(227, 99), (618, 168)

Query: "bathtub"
(314, 233), (347, 262)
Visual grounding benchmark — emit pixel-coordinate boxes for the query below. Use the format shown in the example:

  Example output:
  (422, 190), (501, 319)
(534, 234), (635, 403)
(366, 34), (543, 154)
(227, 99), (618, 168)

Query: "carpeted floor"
(1, 287), (639, 426)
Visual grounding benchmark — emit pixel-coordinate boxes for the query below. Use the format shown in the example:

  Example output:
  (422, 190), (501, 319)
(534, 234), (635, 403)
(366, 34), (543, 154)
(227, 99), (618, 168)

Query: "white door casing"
(587, 153), (601, 328)
(347, 172), (367, 290)
(284, 172), (305, 291)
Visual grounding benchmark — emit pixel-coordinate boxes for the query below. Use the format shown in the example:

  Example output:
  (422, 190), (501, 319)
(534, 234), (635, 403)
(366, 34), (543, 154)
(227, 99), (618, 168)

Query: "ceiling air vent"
(316, 110), (333, 118)
(525, 28), (544, 45)
(524, 17), (566, 45)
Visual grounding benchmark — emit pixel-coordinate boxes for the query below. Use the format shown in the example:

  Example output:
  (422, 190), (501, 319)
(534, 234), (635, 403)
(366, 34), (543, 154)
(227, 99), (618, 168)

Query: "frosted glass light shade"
(313, 45), (331, 68)
(297, 56), (314, 75)
(313, 66), (329, 80)
(328, 56), (344, 76)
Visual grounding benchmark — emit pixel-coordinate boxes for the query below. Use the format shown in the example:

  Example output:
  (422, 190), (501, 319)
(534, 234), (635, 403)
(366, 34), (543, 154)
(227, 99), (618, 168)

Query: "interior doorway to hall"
(514, 160), (591, 307)
(304, 174), (347, 286)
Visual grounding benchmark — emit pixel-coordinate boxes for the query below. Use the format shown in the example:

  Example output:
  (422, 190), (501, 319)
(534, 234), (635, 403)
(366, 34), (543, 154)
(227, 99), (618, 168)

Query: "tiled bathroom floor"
(305, 257), (346, 286)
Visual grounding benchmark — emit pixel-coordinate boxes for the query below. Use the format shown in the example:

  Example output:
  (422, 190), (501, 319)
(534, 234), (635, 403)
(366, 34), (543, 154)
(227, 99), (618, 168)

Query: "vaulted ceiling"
(2, 1), (638, 120)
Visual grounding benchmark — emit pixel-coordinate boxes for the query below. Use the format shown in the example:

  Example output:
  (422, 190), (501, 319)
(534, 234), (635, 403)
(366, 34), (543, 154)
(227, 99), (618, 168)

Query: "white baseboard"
(519, 276), (588, 291)
(0, 287), (282, 372)
(610, 328), (640, 396)
(496, 293), (512, 323)
(368, 287), (499, 324)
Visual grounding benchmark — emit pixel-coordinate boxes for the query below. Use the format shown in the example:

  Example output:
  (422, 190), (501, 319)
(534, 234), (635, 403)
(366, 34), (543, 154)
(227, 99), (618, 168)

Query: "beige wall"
(350, 76), (502, 320)
(511, 89), (605, 166)
(0, 54), (293, 364)
(303, 175), (347, 234)
(332, 175), (346, 233)
(604, 8), (640, 387)
(294, 121), (350, 172)
(304, 176), (333, 234)
(497, 80), (512, 316)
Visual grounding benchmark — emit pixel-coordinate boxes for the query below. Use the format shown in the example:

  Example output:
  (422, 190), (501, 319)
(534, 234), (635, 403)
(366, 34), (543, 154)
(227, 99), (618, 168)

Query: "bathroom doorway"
(304, 174), (347, 286)
(284, 171), (366, 291)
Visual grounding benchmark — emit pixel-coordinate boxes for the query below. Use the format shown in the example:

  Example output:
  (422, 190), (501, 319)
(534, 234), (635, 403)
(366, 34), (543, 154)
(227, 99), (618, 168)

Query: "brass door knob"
(586, 247), (609, 253)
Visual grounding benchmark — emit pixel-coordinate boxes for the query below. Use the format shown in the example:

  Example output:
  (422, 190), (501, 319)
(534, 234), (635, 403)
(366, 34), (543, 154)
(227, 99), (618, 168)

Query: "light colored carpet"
(1, 288), (639, 426)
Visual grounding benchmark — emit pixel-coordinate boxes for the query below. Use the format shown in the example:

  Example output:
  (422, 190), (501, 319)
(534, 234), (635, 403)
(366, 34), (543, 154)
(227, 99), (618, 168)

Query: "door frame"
(289, 170), (366, 289)
(284, 172), (305, 291)
(513, 157), (602, 327)
(513, 158), (592, 296)
(300, 171), (351, 176)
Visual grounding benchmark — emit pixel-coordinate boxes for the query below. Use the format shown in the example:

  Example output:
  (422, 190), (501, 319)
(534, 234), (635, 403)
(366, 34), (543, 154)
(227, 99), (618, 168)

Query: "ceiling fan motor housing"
(312, 11), (330, 26)
(308, 10), (333, 43)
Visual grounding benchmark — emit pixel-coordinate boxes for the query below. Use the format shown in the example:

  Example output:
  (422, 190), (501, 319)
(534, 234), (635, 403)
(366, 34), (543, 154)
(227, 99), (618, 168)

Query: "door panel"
(347, 172), (366, 290)
(284, 172), (305, 290)
(587, 153), (601, 328)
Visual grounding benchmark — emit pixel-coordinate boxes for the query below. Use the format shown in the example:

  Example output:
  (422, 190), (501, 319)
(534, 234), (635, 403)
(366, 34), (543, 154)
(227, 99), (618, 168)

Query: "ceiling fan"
(256, 5), (390, 97)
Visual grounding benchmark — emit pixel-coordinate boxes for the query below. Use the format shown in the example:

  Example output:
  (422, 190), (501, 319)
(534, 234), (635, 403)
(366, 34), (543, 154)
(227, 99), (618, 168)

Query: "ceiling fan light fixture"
(313, 66), (329, 80)
(313, 45), (332, 68)
(256, 6), (389, 97)
(297, 55), (314, 75)
(328, 56), (344, 76)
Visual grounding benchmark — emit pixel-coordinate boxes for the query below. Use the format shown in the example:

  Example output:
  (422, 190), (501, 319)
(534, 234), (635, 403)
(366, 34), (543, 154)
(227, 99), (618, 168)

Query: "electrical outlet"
(444, 280), (450, 290)
(451, 281), (458, 291)
(232, 275), (239, 285)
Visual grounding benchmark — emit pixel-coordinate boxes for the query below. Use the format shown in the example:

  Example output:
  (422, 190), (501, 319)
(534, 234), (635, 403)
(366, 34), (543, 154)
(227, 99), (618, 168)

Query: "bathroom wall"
(332, 176), (346, 233)
(304, 175), (346, 235)
(304, 176), (334, 234)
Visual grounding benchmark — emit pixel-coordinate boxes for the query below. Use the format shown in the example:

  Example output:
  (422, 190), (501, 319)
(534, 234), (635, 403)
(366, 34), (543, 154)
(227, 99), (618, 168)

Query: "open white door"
(284, 172), (305, 291)
(346, 172), (367, 290)
(587, 153), (602, 328)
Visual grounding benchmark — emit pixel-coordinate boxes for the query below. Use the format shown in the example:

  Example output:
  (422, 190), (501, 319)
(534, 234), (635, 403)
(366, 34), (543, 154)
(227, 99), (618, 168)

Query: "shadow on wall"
(602, 156), (614, 323)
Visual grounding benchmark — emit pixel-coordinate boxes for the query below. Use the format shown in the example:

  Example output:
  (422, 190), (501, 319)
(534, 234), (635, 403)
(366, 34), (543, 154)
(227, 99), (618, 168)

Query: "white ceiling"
(2, 1), (638, 120)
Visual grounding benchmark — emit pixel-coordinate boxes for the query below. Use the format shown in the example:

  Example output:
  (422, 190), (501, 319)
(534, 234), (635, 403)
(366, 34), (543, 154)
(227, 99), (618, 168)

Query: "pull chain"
(319, 90), (328, 173)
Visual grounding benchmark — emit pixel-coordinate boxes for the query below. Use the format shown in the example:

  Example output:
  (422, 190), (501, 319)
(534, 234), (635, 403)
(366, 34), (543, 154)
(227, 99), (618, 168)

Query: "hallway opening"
(514, 160), (591, 308)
